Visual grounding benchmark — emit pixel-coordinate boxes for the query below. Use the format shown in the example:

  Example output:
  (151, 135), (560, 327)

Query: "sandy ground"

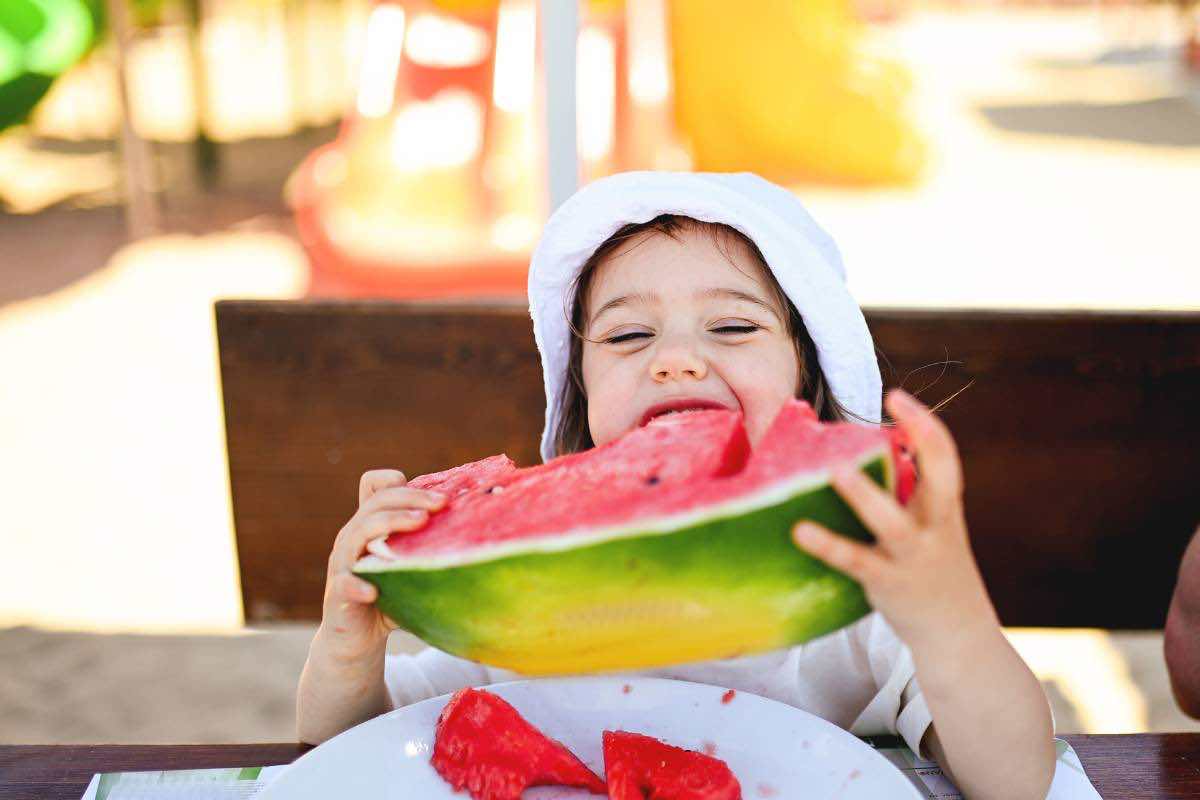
(1, 7), (1198, 744)
(0, 625), (422, 744)
(3, 626), (1199, 743)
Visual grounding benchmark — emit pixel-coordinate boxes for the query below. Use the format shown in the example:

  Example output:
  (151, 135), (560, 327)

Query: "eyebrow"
(589, 287), (781, 326)
(589, 291), (655, 326)
(699, 287), (780, 319)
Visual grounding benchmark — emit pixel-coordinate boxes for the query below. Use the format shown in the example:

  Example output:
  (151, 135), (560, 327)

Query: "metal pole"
(539, 0), (579, 212)
(104, 0), (162, 238)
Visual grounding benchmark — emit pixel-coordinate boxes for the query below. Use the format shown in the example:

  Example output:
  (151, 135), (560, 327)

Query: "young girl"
(297, 171), (1055, 799)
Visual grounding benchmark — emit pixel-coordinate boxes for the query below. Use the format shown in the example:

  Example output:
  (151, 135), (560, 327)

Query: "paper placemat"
(864, 737), (1101, 799)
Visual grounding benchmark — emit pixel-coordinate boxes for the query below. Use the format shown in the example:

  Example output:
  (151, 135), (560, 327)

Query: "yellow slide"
(422, 0), (924, 186)
(668, 0), (924, 185)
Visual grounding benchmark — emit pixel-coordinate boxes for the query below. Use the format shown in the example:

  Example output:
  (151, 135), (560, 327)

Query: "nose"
(649, 342), (708, 383)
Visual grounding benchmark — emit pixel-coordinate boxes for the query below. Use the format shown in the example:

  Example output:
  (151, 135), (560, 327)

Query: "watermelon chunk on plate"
(431, 687), (607, 800)
(603, 730), (742, 800)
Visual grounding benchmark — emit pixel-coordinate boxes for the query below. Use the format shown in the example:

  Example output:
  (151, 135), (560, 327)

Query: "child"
(297, 172), (1054, 799)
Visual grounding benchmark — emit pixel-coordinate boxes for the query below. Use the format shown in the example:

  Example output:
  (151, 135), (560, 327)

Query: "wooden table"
(2, 735), (1199, 798)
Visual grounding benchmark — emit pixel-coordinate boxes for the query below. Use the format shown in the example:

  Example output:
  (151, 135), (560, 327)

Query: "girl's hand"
(794, 390), (1055, 798)
(792, 389), (998, 650)
(315, 469), (446, 663)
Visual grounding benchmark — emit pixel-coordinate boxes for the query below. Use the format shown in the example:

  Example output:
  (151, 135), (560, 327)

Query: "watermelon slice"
(355, 399), (913, 674)
(602, 730), (741, 800)
(431, 687), (607, 800)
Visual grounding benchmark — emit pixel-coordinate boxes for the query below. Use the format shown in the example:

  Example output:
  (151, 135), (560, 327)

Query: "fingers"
(885, 389), (964, 519)
(830, 466), (915, 551)
(321, 571), (389, 640)
(331, 473), (446, 593)
(359, 469), (407, 506)
(328, 571), (378, 605)
(366, 536), (398, 560)
(329, 508), (430, 575)
(360, 485), (446, 515)
(792, 521), (886, 585)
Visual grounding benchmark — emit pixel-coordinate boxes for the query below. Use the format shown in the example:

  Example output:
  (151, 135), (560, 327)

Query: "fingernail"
(366, 537), (396, 560)
(793, 523), (815, 543)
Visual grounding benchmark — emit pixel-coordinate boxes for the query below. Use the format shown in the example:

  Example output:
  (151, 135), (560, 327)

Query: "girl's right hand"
(315, 469), (446, 663)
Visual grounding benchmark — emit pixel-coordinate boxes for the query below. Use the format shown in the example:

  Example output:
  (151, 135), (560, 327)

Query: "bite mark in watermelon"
(355, 399), (914, 674)
(602, 730), (742, 800)
(431, 687), (607, 800)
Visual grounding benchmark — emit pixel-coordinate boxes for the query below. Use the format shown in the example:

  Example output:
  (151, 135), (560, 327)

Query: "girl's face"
(581, 226), (801, 449)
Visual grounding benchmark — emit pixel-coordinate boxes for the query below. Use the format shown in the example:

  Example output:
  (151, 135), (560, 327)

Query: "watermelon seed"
(486, 486), (505, 494)
(645, 475), (660, 486)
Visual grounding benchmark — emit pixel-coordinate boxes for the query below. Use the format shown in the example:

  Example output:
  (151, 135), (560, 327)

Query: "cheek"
(722, 343), (800, 444)
(734, 343), (800, 399)
(580, 345), (611, 404)
(580, 346), (626, 445)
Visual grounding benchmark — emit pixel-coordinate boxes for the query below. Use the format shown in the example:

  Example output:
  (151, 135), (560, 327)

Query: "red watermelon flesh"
(602, 730), (742, 800)
(357, 398), (917, 673)
(889, 426), (916, 505)
(431, 687), (607, 800)
(378, 398), (905, 565)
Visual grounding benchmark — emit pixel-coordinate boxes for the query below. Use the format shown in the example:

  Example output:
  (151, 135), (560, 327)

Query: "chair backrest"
(216, 300), (1200, 628)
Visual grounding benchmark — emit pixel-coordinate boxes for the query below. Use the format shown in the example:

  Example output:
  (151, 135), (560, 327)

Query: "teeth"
(646, 406), (718, 425)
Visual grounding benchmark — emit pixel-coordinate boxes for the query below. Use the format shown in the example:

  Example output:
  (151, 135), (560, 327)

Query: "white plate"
(262, 677), (922, 799)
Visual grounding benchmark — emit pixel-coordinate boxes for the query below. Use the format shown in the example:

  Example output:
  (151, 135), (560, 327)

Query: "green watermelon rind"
(353, 451), (890, 670)
(355, 445), (891, 572)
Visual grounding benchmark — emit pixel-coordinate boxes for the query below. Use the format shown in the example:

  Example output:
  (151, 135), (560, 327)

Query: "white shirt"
(384, 610), (933, 757)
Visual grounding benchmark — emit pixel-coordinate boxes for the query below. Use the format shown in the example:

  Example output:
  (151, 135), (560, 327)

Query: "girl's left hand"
(792, 388), (998, 650)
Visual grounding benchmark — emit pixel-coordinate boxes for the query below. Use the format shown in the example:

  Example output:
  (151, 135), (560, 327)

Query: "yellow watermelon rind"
(354, 451), (890, 675)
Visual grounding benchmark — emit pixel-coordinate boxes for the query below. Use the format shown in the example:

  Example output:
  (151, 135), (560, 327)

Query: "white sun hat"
(528, 170), (881, 463)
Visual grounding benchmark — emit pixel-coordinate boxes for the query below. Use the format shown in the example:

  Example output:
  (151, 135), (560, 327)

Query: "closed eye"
(712, 324), (760, 334)
(605, 330), (653, 344)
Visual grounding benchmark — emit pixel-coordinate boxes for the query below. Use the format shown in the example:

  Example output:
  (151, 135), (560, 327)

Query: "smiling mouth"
(639, 399), (732, 427)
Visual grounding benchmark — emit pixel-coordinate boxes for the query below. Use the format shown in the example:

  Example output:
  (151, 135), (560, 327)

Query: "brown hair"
(552, 214), (859, 457)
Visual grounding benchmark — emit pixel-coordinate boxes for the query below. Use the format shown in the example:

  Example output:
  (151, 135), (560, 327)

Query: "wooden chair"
(216, 300), (1200, 629)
